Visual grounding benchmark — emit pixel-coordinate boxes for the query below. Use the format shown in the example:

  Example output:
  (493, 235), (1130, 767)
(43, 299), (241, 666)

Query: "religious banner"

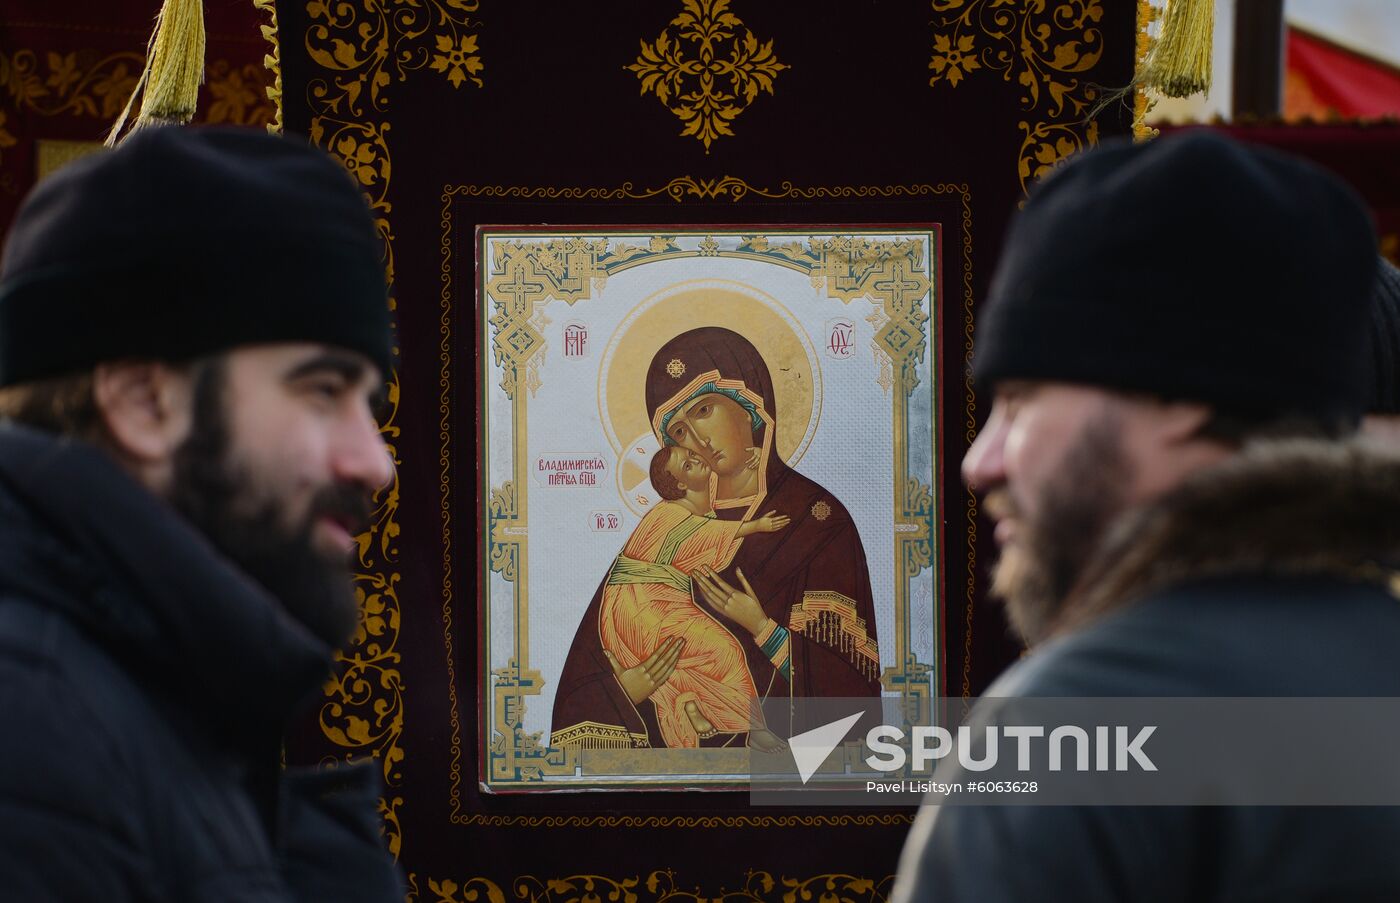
(478, 227), (940, 789)
(262, 0), (1139, 891)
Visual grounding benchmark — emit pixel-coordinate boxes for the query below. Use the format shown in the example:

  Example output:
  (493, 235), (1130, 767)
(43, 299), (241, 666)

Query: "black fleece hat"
(0, 125), (392, 387)
(1365, 257), (1400, 415)
(975, 130), (1378, 422)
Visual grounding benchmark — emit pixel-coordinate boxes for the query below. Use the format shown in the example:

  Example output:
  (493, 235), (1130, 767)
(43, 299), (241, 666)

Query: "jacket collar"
(1059, 437), (1400, 634)
(0, 423), (330, 737)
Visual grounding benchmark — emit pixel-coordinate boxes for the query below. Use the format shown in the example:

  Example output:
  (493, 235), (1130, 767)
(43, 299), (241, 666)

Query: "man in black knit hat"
(0, 126), (401, 900)
(893, 131), (1400, 901)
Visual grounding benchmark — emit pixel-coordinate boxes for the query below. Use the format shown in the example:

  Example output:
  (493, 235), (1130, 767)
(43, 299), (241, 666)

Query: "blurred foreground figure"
(0, 127), (402, 900)
(893, 132), (1400, 901)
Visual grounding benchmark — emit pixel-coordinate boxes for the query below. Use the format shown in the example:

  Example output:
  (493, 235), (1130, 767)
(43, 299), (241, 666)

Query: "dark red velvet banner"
(262, 1), (1140, 894)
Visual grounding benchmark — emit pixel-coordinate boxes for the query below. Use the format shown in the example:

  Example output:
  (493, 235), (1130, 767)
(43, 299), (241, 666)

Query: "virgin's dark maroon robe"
(550, 327), (881, 748)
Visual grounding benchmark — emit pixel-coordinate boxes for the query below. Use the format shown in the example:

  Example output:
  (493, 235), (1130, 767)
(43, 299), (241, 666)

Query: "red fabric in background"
(1285, 27), (1400, 121)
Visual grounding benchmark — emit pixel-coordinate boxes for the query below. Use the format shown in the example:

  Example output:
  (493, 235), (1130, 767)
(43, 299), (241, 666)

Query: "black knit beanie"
(0, 125), (392, 387)
(1365, 257), (1400, 415)
(974, 130), (1378, 423)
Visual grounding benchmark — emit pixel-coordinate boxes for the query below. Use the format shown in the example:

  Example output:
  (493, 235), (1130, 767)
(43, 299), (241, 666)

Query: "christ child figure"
(599, 445), (788, 751)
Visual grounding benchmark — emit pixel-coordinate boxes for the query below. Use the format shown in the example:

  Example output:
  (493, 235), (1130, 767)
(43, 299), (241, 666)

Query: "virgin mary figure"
(551, 326), (881, 750)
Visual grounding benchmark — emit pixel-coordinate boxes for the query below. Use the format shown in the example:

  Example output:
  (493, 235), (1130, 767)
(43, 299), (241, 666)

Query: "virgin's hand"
(756, 510), (790, 533)
(694, 567), (768, 637)
(604, 637), (684, 705)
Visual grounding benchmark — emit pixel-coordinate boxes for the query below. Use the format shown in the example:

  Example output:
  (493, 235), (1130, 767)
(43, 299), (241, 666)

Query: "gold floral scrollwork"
(377, 795), (405, 860)
(411, 875), (507, 903)
(929, 0), (1106, 194)
(304, 0), (482, 118)
(205, 60), (278, 126)
(516, 875), (641, 903)
(312, 118), (396, 289)
(431, 33), (484, 89)
(781, 875), (894, 903)
(652, 869), (774, 903)
(457, 177), (961, 204)
(1017, 119), (1099, 189)
(0, 48), (278, 161)
(928, 33), (980, 86)
(319, 369), (405, 787)
(0, 48), (275, 165)
(411, 873), (895, 903)
(628, 0), (787, 153)
(0, 50), (140, 123)
(418, 873), (895, 903)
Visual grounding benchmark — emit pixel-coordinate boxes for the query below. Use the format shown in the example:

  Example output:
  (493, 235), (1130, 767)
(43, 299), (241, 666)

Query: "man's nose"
(962, 405), (1008, 492)
(333, 407), (396, 493)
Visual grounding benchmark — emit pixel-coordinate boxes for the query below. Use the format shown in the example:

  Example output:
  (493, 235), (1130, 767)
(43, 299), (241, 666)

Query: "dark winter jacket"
(895, 439), (1400, 902)
(0, 424), (402, 901)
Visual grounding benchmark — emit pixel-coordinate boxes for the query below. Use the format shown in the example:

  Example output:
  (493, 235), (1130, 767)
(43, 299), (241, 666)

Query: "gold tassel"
(1139, 0), (1214, 99)
(106, 0), (206, 146)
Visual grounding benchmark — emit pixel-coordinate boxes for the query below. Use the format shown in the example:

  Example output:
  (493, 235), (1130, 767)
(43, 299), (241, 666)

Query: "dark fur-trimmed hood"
(1059, 438), (1400, 634)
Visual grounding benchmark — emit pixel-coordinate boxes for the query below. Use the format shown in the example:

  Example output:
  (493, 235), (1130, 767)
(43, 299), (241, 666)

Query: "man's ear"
(91, 361), (194, 464)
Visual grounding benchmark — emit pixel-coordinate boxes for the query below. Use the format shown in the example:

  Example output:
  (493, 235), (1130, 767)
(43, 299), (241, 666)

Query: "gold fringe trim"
(1138, 0), (1214, 99)
(106, 0), (206, 145)
(252, 0), (284, 134)
(1134, 0), (1161, 140)
(788, 591), (880, 682)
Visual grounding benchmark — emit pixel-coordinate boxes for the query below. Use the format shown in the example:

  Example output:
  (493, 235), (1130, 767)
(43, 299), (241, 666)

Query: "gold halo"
(599, 279), (820, 509)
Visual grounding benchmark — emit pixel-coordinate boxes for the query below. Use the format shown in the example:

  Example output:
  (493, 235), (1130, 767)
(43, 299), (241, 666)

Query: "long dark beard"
(988, 410), (1131, 646)
(168, 362), (367, 648)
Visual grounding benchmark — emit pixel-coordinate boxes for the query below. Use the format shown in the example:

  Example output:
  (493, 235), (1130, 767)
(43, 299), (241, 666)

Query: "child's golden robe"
(600, 501), (759, 748)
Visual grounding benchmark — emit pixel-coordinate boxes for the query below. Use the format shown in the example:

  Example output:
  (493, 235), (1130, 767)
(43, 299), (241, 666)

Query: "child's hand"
(745, 447), (762, 470)
(754, 510), (790, 533)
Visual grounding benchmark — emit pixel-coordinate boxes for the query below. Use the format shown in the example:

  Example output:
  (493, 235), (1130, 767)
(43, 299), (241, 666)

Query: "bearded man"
(892, 131), (1400, 900)
(0, 127), (402, 900)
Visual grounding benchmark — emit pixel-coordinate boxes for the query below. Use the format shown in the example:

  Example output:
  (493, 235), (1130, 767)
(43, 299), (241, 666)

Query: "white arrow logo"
(789, 712), (864, 785)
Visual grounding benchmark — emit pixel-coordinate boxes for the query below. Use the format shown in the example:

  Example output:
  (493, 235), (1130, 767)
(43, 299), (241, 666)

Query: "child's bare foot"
(684, 700), (718, 739)
(748, 728), (788, 753)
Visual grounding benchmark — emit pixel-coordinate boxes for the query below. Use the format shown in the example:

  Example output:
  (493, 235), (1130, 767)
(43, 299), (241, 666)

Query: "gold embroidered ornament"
(811, 501), (831, 521)
(106, 0), (207, 145)
(665, 358), (686, 378)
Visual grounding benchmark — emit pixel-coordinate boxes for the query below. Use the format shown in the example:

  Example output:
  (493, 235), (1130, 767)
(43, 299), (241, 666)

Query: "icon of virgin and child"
(552, 326), (882, 752)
